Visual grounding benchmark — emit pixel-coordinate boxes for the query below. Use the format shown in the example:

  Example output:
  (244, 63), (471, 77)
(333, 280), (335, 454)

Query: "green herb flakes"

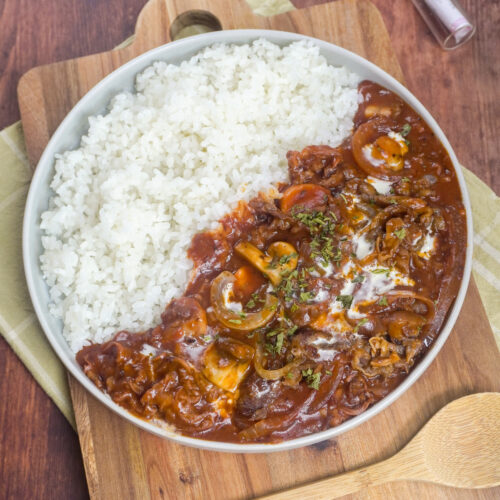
(401, 123), (411, 136)
(333, 248), (342, 262)
(336, 294), (353, 309)
(279, 253), (298, 265)
(394, 228), (406, 240)
(275, 332), (284, 353)
(246, 292), (264, 309)
(246, 298), (256, 308)
(378, 296), (388, 306)
(371, 268), (390, 276)
(302, 368), (321, 390)
(354, 318), (369, 333)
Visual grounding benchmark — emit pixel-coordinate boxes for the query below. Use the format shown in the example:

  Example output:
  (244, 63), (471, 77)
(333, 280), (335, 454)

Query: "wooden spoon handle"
(257, 458), (399, 500)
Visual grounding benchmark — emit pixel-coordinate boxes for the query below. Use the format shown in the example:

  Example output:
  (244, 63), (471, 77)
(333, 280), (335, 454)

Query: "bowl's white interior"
(23, 29), (473, 453)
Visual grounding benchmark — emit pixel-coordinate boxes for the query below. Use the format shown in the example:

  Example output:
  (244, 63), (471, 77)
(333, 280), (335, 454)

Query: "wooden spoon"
(258, 393), (500, 499)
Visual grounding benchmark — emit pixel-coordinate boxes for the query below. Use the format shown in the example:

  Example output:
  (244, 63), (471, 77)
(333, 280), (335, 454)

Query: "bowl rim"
(23, 28), (473, 453)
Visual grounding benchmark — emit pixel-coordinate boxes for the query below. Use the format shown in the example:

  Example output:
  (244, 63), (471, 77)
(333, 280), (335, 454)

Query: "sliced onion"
(352, 117), (408, 178)
(210, 271), (278, 331)
(385, 290), (436, 322)
(385, 310), (426, 339)
(253, 343), (304, 380)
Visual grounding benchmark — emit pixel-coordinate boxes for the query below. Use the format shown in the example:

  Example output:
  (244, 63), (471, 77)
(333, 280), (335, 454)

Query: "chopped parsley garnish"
(274, 332), (284, 353)
(352, 274), (365, 284)
(401, 177), (410, 182)
(394, 228), (406, 240)
(340, 193), (347, 203)
(286, 371), (294, 379)
(320, 239), (335, 265)
(389, 199), (398, 205)
(378, 296), (388, 306)
(325, 369), (333, 376)
(228, 319), (242, 325)
(302, 368), (321, 390)
(265, 331), (285, 355)
(264, 319), (299, 356)
(279, 252), (298, 265)
(202, 335), (212, 343)
(245, 292), (264, 309)
(246, 298), (256, 308)
(266, 256), (279, 269)
(238, 311), (247, 319)
(293, 210), (335, 235)
(401, 123), (411, 136)
(300, 291), (314, 303)
(336, 294), (353, 309)
(371, 268), (391, 276)
(332, 247), (342, 262)
(292, 209), (339, 269)
(354, 318), (369, 333)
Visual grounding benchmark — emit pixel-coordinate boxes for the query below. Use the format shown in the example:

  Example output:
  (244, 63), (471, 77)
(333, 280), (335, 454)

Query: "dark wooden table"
(0, 0), (498, 498)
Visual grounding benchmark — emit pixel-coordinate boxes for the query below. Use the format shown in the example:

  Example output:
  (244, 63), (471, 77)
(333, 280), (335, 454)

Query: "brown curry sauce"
(76, 82), (467, 443)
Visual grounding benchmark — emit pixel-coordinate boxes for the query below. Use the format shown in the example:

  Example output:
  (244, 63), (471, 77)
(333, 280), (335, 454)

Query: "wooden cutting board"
(18, 0), (500, 499)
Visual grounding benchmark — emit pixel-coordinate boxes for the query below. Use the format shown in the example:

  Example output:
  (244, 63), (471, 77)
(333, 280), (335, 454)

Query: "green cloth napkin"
(1, 0), (499, 427)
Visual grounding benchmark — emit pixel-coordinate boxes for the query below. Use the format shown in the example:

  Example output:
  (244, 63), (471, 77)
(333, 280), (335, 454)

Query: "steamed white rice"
(40, 39), (360, 353)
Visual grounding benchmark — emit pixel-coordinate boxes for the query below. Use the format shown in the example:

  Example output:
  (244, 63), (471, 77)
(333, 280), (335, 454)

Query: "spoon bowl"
(259, 393), (500, 499)
(417, 393), (500, 488)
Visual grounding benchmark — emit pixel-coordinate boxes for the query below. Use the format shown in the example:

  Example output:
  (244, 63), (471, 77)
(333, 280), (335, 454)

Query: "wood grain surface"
(0, 0), (498, 499)
(67, 281), (500, 500)
(259, 393), (500, 498)
(15, 0), (500, 499)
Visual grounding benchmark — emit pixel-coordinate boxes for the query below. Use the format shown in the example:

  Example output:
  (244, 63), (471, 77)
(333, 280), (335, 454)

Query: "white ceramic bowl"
(23, 29), (473, 453)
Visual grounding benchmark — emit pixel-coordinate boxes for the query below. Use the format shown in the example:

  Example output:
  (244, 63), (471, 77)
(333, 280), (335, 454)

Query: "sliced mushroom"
(352, 117), (409, 178)
(235, 241), (298, 286)
(202, 339), (254, 392)
(210, 271), (278, 330)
